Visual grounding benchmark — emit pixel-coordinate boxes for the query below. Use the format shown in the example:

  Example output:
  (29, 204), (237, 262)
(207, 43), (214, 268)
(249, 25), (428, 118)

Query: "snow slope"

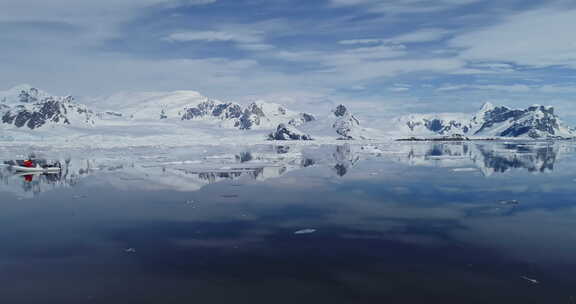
(91, 91), (315, 130)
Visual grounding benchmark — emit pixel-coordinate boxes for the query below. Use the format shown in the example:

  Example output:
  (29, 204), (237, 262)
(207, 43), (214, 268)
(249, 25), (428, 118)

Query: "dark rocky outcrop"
(267, 123), (313, 140)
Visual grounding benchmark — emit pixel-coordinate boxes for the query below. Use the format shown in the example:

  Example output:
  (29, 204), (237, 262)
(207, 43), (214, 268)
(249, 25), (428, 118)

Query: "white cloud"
(536, 85), (576, 94)
(334, 58), (464, 81)
(274, 44), (407, 64)
(237, 43), (276, 51)
(389, 87), (410, 92)
(330, 0), (480, 14)
(339, 28), (451, 45)
(336, 44), (407, 60)
(435, 83), (576, 94)
(450, 8), (576, 68)
(469, 62), (516, 72)
(166, 30), (261, 43)
(436, 84), (533, 93)
(266, 44), (463, 86)
(164, 20), (288, 51)
(0, 0), (216, 42)
(385, 28), (452, 44)
(338, 39), (382, 45)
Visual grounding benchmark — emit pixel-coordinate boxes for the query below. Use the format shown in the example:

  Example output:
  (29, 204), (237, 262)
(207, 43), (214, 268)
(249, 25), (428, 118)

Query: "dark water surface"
(1, 142), (576, 303)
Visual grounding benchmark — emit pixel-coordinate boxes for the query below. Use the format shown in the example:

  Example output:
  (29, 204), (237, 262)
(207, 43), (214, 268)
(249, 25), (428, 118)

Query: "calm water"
(1, 142), (576, 303)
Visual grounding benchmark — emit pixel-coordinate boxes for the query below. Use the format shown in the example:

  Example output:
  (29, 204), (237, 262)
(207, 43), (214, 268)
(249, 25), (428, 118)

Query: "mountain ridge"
(397, 102), (575, 139)
(2, 85), (575, 145)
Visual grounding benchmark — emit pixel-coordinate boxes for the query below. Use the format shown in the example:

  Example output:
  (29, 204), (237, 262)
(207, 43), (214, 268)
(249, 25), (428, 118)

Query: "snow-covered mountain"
(183, 100), (315, 130)
(92, 90), (315, 130)
(91, 90), (209, 120)
(288, 104), (381, 141)
(397, 113), (471, 136)
(470, 103), (574, 138)
(3, 84), (574, 146)
(1, 85), (97, 129)
(0, 85), (323, 145)
(332, 104), (368, 140)
(397, 102), (575, 139)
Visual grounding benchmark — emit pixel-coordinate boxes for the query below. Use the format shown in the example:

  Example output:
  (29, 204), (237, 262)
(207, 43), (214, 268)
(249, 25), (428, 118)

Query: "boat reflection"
(14, 171), (63, 194)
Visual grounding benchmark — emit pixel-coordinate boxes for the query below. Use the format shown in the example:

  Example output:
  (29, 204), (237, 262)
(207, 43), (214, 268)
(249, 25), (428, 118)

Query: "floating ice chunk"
(521, 276), (539, 284)
(294, 229), (316, 235)
(499, 200), (519, 205)
(452, 168), (478, 172)
(161, 160), (203, 165)
(124, 248), (136, 253)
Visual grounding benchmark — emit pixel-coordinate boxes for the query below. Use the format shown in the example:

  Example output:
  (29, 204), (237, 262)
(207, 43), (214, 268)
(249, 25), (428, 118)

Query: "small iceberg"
(499, 200), (519, 206)
(294, 229), (316, 235)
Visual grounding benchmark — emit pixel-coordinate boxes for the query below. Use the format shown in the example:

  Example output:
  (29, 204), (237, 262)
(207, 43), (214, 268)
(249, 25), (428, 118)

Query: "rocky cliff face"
(181, 100), (243, 123)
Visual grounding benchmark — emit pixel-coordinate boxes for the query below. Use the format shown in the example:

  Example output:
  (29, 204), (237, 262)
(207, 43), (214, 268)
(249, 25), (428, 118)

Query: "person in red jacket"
(23, 160), (34, 168)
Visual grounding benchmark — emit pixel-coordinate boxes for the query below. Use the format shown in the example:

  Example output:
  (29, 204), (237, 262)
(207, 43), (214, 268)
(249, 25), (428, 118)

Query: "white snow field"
(1, 85), (575, 149)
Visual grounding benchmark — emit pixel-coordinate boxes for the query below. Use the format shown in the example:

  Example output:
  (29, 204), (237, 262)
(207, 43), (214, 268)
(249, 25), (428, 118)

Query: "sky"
(1, 0), (576, 121)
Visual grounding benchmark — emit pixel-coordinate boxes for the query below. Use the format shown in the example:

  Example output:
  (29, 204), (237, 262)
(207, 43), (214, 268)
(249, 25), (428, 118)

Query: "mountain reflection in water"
(399, 141), (562, 175)
(0, 142), (571, 198)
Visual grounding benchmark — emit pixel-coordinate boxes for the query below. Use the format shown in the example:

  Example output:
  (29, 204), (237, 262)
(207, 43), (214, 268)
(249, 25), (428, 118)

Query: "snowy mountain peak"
(94, 90), (215, 121)
(398, 102), (575, 139)
(236, 100), (315, 130)
(179, 98), (314, 130)
(0, 84), (50, 105)
(333, 104), (349, 118)
(479, 101), (495, 112)
(527, 104), (554, 115)
(332, 104), (365, 139)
